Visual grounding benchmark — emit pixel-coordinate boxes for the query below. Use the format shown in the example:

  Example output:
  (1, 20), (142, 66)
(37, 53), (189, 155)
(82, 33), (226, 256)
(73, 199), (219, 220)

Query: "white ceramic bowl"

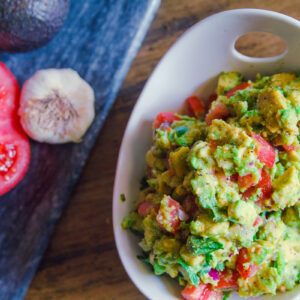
(113, 9), (300, 300)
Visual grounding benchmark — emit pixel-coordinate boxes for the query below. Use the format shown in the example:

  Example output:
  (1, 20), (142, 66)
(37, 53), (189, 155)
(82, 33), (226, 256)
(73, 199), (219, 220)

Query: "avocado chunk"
(257, 88), (288, 133)
(0, 0), (70, 52)
(272, 166), (300, 209)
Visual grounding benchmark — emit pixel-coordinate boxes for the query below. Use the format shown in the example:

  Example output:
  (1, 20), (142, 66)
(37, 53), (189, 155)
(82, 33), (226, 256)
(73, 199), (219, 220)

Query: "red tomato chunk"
(156, 196), (187, 233)
(225, 82), (251, 98)
(251, 133), (275, 168)
(153, 112), (180, 128)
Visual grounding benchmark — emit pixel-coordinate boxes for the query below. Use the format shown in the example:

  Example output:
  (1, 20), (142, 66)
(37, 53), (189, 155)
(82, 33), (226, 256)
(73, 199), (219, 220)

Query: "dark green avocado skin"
(0, 0), (70, 52)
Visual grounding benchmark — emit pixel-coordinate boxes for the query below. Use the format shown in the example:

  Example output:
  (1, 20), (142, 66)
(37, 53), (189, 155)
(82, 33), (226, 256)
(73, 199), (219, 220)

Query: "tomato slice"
(225, 82), (251, 98)
(205, 103), (230, 125)
(156, 196), (187, 234)
(236, 248), (260, 280)
(153, 112), (180, 128)
(215, 269), (239, 290)
(0, 63), (30, 196)
(0, 122), (30, 196)
(185, 96), (205, 118)
(0, 62), (20, 121)
(251, 133), (275, 168)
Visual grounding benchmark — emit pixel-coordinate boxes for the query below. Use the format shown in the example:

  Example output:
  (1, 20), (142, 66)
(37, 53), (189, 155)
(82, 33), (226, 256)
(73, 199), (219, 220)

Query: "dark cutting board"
(0, 0), (160, 299)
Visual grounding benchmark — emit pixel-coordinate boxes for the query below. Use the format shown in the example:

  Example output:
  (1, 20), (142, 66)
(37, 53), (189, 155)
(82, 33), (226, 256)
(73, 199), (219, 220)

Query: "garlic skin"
(19, 69), (95, 143)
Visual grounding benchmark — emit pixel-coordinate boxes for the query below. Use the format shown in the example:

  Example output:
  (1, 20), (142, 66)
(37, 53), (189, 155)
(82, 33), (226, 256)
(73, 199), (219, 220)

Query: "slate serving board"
(0, 0), (160, 299)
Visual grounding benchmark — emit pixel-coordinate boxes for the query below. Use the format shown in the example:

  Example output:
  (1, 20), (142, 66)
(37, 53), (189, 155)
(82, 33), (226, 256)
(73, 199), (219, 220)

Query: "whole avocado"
(0, 0), (70, 52)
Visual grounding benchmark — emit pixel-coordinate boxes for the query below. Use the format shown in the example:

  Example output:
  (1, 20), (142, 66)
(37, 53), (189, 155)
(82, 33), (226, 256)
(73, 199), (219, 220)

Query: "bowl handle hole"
(234, 32), (287, 59)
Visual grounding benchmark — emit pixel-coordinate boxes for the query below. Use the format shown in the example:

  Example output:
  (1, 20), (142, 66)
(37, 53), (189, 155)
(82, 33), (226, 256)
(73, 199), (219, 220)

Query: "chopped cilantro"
(120, 193), (126, 202)
(187, 236), (223, 255)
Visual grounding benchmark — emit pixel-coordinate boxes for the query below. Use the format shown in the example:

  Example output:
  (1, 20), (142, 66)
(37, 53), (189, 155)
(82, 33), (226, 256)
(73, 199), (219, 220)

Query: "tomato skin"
(236, 248), (260, 280)
(225, 82), (251, 98)
(186, 96), (205, 118)
(215, 269), (239, 290)
(251, 133), (275, 168)
(156, 196), (187, 234)
(181, 284), (222, 300)
(153, 112), (180, 128)
(205, 103), (230, 125)
(0, 62), (20, 121)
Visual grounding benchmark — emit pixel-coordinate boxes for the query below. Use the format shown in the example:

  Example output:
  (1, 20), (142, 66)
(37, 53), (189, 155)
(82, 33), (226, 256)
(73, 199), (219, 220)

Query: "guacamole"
(122, 72), (300, 299)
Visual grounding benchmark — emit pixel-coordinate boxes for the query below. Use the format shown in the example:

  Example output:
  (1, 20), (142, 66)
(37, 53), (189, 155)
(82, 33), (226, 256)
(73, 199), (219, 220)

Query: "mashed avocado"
(122, 72), (300, 299)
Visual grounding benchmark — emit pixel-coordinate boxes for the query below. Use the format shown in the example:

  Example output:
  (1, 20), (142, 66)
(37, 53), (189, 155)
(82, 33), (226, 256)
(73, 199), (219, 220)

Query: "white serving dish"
(113, 9), (300, 300)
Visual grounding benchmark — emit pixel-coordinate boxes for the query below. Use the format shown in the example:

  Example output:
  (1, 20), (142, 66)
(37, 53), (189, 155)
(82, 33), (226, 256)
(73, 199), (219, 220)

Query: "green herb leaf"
(187, 236), (223, 255)
(153, 262), (166, 275)
(120, 193), (126, 202)
(222, 291), (232, 300)
(174, 126), (189, 137)
(178, 259), (200, 287)
(205, 253), (213, 264)
(177, 114), (196, 121)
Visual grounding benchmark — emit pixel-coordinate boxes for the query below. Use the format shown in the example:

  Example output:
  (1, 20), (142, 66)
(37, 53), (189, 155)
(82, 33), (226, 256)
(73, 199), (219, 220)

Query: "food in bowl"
(122, 71), (300, 299)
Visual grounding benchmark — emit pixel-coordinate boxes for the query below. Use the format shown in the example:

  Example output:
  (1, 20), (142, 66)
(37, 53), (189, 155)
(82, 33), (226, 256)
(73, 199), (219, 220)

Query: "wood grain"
(25, 1), (300, 299)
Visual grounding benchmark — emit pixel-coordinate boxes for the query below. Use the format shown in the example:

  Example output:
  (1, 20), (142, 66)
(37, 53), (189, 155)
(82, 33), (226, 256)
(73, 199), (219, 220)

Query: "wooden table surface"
(25, 1), (300, 299)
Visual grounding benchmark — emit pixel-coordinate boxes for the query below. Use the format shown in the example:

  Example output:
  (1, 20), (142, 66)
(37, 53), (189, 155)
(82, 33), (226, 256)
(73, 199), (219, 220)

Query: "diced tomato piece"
(183, 194), (199, 216)
(236, 248), (260, 280)
(258, 168), (273, 200)
(283, 145), (299, 152)
(181, 283), (211, 300)
(205, 103), (230, 125)
(230, 173), (238, 183)
(156, 196), (187, 234)
(137, 202), (159, 217)
(238, 173), (256, 189)
(242, 168), (272, 201)
(186, 96), (205, 118)
(225, 82), (251, 98)
(207, 290), (223, 300)
(0, 122), (30, 196)
(215, 269), (239, 290)
(153, 112), (180, 128)
(251, 133), (275, 168)
(253, 216), (263, 227)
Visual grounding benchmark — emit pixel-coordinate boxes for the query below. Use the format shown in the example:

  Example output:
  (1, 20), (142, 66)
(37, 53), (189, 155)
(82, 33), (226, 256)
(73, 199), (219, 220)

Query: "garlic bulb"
(19, 69), (95, 143)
